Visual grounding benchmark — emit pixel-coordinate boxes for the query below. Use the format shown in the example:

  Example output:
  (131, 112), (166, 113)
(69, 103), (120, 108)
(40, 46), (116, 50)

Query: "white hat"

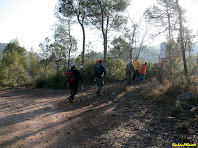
(71, 63), (77, 67)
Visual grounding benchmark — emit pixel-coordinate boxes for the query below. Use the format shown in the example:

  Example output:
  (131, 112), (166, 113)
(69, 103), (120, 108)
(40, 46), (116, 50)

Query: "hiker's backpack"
(66, 71), (75, 83)
(95, 64), (104, 77)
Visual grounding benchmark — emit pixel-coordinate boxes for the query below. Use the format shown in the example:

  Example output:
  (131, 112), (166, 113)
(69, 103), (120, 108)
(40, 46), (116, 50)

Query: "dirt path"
(0, 84), (197, 148)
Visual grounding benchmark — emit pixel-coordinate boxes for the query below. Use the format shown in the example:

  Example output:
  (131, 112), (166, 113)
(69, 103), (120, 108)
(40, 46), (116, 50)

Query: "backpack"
(95, 64), (104, 77)
(66, 71), (75, 83)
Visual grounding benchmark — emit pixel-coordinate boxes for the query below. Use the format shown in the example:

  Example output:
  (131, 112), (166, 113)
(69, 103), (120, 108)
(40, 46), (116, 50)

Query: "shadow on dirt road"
(0, 83), (197, 148)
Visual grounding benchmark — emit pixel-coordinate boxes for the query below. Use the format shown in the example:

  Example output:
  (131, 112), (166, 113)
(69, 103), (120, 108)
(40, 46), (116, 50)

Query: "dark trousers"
(96, 77), (104, 93)
(132, 70), (140, 81)
(69, 83), (78, 100)
(127, 73), (132, 85)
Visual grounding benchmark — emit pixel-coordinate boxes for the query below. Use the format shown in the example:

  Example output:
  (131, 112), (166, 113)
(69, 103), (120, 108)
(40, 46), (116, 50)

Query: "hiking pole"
(80, 82), (85, 103)
(82, 83), (84, 91)
(104, 71), (108, 95)
(104, 81), (106, 95)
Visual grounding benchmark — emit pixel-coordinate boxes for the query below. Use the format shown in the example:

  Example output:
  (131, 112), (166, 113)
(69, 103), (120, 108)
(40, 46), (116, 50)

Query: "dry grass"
(189, 75), (198, 93)
(104, 83), (127, 96)
(140, 75), (198, 105)
(140, 80), (176, 105)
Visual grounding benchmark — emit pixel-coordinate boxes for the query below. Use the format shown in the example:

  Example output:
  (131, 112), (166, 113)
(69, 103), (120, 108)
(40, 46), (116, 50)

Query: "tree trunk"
(103, 33), (107, 66)
(80, 23), (85, 76)
(68, 49), (71, 71)
(137, 20), (150, 58)
(77, 14), (86, 71)
(81, 24), (85, 66)
(129, 47), (132, 60)
(176, 0), (188, 76)
(56, 60), (60, 75)
(167, 12), (173, 80)
(101, 7), (108, 67)
(130, 25), (137, 60)
(168, 13), (171, 39)
(44, 60), (48, 77)
(68, 22), (72, 71)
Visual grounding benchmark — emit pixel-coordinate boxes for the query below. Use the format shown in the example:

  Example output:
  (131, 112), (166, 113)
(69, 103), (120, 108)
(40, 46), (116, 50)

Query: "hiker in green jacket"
(126, 59), (135, 85)
(94, 60), (106, 96)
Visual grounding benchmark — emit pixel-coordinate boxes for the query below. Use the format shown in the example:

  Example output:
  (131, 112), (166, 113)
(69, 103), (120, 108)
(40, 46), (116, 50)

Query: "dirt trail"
(0, 84), (197, 148)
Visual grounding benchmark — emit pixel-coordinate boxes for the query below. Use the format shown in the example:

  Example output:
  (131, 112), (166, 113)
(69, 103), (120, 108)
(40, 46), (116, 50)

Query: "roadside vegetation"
(0, 0), (198, 146)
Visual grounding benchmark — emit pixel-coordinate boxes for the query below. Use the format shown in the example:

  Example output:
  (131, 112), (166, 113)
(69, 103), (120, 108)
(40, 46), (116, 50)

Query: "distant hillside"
(141, 42), (198, 63)
(193, 42), (198, 54)
(139, 45), (160, 63)
(0, 43), (7, 55)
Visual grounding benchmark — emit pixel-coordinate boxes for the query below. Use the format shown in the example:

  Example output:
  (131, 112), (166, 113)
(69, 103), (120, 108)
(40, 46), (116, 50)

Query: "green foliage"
(50, 42), (68, 74)
(0, 50), (28, 87)
(145, 63), (157, 80)
(106, 57), (126, 81)
(76, 51), (103, 66)
(39, 37), (52, 60)
(175, 73), (190, 91)
(35, 78), (48, 88)
(109, 36), (131, 62)
(81, 59), (98, 83)
(4, 40), (27, 56)
(58, 0), (90, 19)
(88, 0), (130, 28)
(0, 40), (29, 87)
(35, 74), (67, 89)
(76, 57), (126, 84)
(188, 55), (198, 75)
(27, 50), (41, 80)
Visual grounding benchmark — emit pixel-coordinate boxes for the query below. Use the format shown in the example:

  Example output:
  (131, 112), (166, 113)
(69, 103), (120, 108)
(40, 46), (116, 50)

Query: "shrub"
(81, 59), (98, 84)
(35, 78), (48, 88)
(77, 57), (127, 84)
(106, 57), (126, 82)
(46, 74), (67, 89)
(35, 74), (67, 89)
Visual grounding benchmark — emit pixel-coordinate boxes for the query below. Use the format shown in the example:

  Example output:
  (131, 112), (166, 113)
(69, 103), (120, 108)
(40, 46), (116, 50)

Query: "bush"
(144, 63), (158, 80)
(46, 74), (67, 89)
(35, 78), (48, 88)
(81, 59), (98, 84)
(78, 57), (127, 84)
(35, 74), (67, 89)
(106, 57), (126, 82)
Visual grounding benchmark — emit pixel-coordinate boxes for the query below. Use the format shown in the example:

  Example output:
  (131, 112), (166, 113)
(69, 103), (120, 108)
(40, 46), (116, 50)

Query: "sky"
(0, 0), (57, 51)
(0, 0), (198, 53)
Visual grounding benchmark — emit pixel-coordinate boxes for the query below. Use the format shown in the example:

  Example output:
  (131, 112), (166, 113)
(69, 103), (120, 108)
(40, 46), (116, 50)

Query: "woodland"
(0, 0), (198, 147)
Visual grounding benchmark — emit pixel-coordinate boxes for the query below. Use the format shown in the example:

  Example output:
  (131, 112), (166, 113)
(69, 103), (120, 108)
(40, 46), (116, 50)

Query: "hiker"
(67, 64), (84, 103)
(132, 57), (141, 82)
(94, 60), (106, 96)
(126, 59), (135, 85)
(137, 61), (148, 82)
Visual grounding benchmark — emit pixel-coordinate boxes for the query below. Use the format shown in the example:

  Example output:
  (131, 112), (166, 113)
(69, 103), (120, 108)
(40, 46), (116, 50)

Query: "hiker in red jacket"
(137, 61), (148, 82)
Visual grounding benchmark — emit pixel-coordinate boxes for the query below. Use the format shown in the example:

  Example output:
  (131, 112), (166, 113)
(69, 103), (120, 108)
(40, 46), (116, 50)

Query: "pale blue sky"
(0, 0), (198, 53)
(0, 0), (57, 51)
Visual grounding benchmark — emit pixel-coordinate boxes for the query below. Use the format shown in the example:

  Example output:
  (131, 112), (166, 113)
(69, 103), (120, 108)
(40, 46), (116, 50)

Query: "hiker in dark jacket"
(94, 60), (106, 96)
(126, 59), (135, 85)
(67, 64), (84, 103)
